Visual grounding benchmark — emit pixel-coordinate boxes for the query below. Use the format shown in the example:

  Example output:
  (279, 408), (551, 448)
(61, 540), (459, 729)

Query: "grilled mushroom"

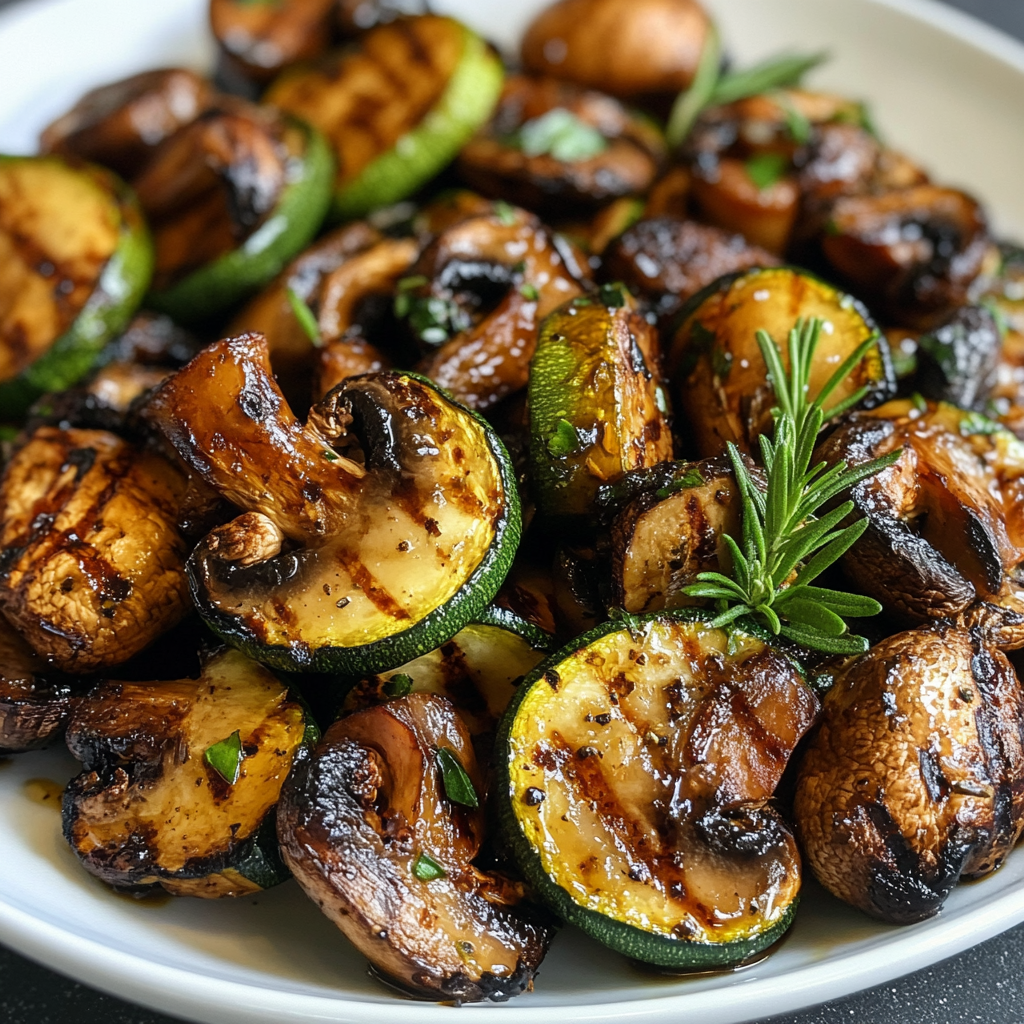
(39, 68), (213, 178)
(0, 425), (190, 672)
(913, 304), (1001, 412)
(822, 185), (989, 329)
(63, 647), (313, 896)
(602, 217), (777, 327)
(145, 333), (519, 676)
(521, 0), (712, 100)
(278, 692), (553, 1001)
(816, 398), (1024, 647)
(412, 205), (584, 410)
(794, 626), (1024, 924)
(457, 75), (665, 213)
(0, 615), (80, 753)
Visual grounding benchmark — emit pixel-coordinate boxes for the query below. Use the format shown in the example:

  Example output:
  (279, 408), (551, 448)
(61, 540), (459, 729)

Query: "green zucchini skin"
(331, 27), (503, 220)
(146, 118), (334, 324)
(0, 158), (153, 416)
(189, 375), (523, 678)
(494, 610), (809, 969)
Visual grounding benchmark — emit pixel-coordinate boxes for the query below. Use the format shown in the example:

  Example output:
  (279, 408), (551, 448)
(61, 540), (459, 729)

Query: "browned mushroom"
(412, 205), (585, 409)
(39, 68), (213, 179)
(0, 425), (191, 672)
(521, 0), (712, 100)
(602, 216), (777, 326)
(794, 625), (1024, 924)
(278, 692), (553, 1001)
(815, 398), (1024, 648)
(0, 615), (80, 753)
(822, 185), (989, 329)
(458, 75), (665, 213)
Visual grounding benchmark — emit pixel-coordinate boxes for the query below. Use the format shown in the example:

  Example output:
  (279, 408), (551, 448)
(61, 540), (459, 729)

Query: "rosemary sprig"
(683, 318), (900, 654)
(666, 43), (828, 149)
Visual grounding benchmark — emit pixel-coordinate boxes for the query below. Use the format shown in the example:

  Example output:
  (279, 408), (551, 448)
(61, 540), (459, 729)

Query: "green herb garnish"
(547, 418), (578, 457)
(0, 426), (18, 442)
(383, 673), (414, 698)
(519, 282), (539, 301)
(412, 851), (447, 881)
(745, 152), (789, 191)
(285, 286), (323, 348)
(666, 39), (827, 148)
(772, 90), (813, 145)
(436, 747), (479, 808)
(959, 411), (1004, 437)
(514, 108), (609, 163)
(683, 317), (900, 654)
(493, 200), (518, 226)
(204, 730), (243, 785)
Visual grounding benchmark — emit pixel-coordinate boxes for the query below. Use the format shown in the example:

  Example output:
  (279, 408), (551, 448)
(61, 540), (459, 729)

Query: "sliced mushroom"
(913, 304), (1000, 412)
(795, 626), (1024, 923)
(0, 426), (190, 672)
(133, 101), (292, 292)
(521, 0), (712, 99)
(278, 692), (553, 1001)
(64, 647), (312, 896)
(602, 216), (777, 327)
(39, 68), (213, 179)
(822, 185), (989, 329)
(0, 614), (80, 753)
(816, 399), (1024, 646)
(458, 75), (665, 213)
(413, 205), (584, 410)
(145, 333), (518, 675)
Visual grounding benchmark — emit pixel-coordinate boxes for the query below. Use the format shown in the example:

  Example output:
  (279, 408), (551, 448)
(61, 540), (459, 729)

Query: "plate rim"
(3, 0), (1024, 1021)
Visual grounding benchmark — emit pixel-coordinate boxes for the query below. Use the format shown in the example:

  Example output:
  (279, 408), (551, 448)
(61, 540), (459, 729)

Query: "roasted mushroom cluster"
(4, 0), (1024, 1005)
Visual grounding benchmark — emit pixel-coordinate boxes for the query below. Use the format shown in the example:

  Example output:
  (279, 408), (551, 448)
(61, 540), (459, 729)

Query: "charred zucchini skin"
(330, 25), (503, 220)
(0, 157), (153, 416)
(146, 118), (334, 325)
(494, 610), (801, 969)
(190, 377), (523, 677)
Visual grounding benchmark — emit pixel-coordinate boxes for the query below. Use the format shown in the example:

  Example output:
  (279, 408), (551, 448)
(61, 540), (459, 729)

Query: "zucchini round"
(267, 16), (503, 221)
(144, 112), (334, 324)
(146, 334), (522, 676)
(63, 647), (316, 897)
(0, 155), (153, 416)
(667, 266), (895, 457)
(495, 611), (819, 969)
(529, 288), (674, 518)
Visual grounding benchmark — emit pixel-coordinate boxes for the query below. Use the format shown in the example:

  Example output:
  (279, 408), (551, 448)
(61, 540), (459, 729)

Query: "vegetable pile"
(3, 0), (1024, 1003)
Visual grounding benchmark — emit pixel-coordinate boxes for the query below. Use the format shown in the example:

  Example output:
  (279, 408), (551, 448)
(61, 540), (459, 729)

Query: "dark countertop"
(1, 0), (1023, 1021)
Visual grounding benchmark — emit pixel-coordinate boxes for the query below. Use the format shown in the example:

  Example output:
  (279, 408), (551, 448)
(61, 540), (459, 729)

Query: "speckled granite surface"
(0, 0), (1022, 1021)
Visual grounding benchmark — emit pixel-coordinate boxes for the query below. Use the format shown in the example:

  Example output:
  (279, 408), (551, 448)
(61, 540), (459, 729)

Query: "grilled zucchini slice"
(63, 647), (315, 896)
(267, 16), (503, 221)
(496, 612), (818, 969)
(667, 267), (894, 457)
(0, 156), (152, 415)
(529, 288), (673, 518)
(146, 333), (521, 676)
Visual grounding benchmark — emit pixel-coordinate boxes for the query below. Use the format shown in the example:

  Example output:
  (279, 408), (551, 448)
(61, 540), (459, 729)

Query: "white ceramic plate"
(2, 1), (1024, 1022)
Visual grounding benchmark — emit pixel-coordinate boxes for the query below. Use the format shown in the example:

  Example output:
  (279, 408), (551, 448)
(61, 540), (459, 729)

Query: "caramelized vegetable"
(914, 304), (1000, 412)
(668, 267), (894, 457)
(0, 616), (79, 753)
(415, 205), (584, 410)
(602, 217), (777, 327)
(530, 288), (673, 517)
(267, 15), (503, 219)
(278, 693), (553, 1001)
(39, 69), (213, 178)
(815, 399), (1024, 648)
(822, 185), (989, 329)
(497, 612), (818, 968)
(146, 333), (519, 675)
(521, 0), (712, 99)
(0, 426), (190, 672)
(795, 626), (1024, 923)
(64, 647), (312, 896)
(458, 75), (665, 213)
(210, 0), (336, 87)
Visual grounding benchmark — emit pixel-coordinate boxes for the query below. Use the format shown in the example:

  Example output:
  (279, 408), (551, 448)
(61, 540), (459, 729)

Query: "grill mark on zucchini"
(337, 549), (410, 621)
